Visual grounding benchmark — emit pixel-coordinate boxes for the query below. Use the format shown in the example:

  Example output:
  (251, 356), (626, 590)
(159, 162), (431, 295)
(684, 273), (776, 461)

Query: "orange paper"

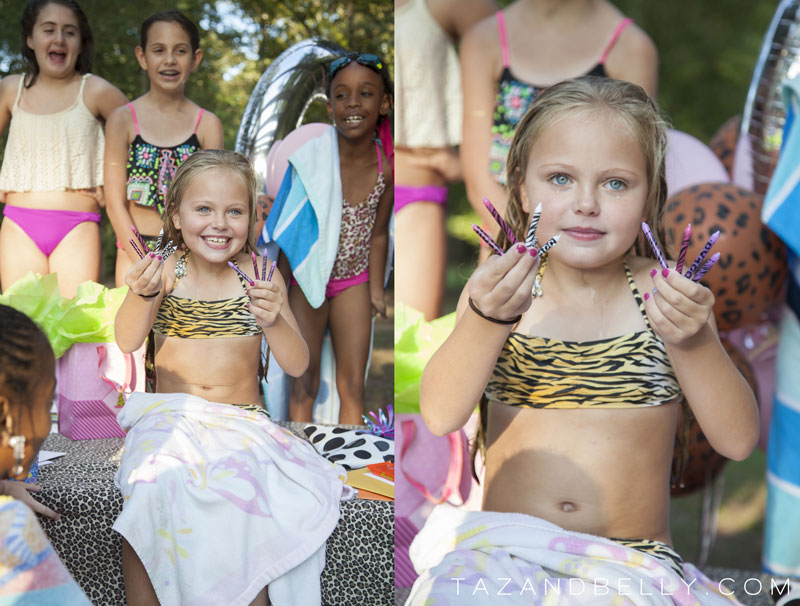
(346, 466), (394, 499)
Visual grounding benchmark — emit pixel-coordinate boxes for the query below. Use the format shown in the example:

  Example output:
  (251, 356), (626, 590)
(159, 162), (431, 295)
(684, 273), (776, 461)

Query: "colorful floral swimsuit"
(125, 103), (205, 215)
(489, 12), (633, 184)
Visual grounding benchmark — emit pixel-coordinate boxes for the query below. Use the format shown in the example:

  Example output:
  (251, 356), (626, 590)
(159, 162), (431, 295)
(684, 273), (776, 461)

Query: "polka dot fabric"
(303, 425), (394, 470)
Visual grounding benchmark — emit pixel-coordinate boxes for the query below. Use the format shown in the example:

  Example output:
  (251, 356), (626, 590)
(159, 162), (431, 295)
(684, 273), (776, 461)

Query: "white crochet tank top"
(0, 73), (104, 193)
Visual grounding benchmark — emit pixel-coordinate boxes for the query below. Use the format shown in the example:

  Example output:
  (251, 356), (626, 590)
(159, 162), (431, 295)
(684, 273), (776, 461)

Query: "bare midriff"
(395, 146), (450, 186)
(154, 333), (263, 407)
(5, 190), (101, 213)
(483, 400), (679, 544)
(129, 203), (165, 237)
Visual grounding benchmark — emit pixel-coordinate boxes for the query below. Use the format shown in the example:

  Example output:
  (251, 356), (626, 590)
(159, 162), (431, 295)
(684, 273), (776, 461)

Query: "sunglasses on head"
(329, 53), (383, 79)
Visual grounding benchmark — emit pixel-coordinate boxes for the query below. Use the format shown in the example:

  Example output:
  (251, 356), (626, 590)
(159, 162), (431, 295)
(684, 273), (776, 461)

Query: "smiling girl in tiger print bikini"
(113, 150), (348, 606)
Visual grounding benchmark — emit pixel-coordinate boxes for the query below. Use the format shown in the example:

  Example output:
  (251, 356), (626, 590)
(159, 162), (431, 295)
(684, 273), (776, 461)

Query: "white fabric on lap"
(113, 392), (351, 606)
(407, 505), (741, 605)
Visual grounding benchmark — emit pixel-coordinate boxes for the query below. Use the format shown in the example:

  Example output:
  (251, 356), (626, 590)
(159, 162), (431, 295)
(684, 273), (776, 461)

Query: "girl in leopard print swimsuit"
(287, 52), (394, 425)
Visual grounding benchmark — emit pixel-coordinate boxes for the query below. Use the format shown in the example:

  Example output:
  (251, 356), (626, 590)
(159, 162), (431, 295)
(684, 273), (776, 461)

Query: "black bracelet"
(468, 297), (521, 325)
(138, 290), (162, 299)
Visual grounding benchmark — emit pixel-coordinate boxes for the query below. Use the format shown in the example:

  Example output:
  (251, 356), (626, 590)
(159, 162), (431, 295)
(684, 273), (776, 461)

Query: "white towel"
(113, 392), (352, 606)
(408, 505), (741, 605)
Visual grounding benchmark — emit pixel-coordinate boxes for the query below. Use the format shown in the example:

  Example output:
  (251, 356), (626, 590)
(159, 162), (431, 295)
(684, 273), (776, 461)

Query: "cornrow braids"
(0, 305), (52, 407)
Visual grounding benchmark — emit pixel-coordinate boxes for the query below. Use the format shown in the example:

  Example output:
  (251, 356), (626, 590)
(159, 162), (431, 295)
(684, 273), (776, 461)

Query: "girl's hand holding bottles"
(467, 244), (540, 324)
(247, 279), (284, 330)
(645, 268), (715, 348)
(126, 252), (165, 300)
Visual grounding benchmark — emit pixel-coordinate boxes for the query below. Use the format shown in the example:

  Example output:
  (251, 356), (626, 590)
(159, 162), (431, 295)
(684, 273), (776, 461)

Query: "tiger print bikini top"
(153, 252), (262, 339)
(484, 262), (681, 409)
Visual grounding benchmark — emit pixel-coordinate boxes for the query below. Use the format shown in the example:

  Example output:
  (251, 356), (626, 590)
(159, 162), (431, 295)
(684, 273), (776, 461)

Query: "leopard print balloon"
(670, 336), (758, 496)
(665, 182), (787, 332)
(709, 115), (741, 179)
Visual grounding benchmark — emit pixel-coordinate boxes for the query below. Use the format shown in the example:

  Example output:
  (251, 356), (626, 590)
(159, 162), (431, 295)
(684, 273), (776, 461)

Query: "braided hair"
(0, 305), (54, 425)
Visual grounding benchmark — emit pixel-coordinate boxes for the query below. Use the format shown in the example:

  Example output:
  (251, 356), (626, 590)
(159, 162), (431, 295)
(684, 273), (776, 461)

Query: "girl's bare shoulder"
(83, 74), (128, 120)
(0, 75), (23, 107)
(195, 108), (223, 149)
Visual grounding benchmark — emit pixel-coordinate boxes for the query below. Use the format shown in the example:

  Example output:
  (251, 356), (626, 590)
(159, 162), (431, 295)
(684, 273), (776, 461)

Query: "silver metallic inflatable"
(234, 39), (346, 189)
(741, 0), (800, 194)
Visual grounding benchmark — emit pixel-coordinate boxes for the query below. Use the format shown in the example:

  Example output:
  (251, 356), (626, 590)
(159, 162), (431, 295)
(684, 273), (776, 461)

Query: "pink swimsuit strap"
(127, 103), (206, 136)
(496, 12), (634, 68)
(375, 140), (382, 173)
(193, 108), (205, 133)
(128, 102), (141, 135)
(496, 10), (510, 68)
(599, 17), (633, 64)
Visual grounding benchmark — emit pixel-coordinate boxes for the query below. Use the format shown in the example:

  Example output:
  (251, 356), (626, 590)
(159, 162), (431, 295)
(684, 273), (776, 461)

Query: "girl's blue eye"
(552, 174), (569, 186)
(229, 208), (243, 216)
(607, 179), (626, 191)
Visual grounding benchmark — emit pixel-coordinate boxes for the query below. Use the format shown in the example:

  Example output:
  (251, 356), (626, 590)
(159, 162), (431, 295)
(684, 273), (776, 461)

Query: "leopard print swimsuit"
(328, 141), (386, 281)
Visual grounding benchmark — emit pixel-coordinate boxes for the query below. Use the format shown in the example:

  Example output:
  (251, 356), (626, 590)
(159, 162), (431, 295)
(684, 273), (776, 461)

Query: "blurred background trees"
(0, 0), (393, 148)
(0, 0), (393, 279)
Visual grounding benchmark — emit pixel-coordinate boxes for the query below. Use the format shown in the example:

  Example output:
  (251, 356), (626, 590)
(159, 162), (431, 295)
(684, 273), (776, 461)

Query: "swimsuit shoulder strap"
(599, 17), (634, 64)
(375, 140), (382, 174)
(12, 75), (25, 109)
(193, 108), (206, 134)
(76, 73), (90, 105)
(496, 10), (510, 68)
(128, 103), (141, 135)
(624, 260), (652, 330)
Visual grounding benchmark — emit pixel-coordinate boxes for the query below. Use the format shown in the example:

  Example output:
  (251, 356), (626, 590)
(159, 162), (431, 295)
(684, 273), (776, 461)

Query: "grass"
(671, 447), (766, 570)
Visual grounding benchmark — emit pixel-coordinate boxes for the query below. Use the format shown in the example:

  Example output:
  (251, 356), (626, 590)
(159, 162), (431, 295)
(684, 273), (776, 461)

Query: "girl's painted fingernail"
(250, 281), (255, 287)
(644, 292), (650, 301)
(516, 244), (526, 254)
(157, 255), (163, 261)
(529, 248), (538, 258)
(149, 252), (155, 258)
(661, 268), (670, 278)
(649, 268), (658, 278)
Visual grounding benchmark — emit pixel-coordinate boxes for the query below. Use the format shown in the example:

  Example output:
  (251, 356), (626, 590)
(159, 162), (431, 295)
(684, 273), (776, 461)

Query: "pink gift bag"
(57, 343), (143, 440)
(395, 413), (474, 587)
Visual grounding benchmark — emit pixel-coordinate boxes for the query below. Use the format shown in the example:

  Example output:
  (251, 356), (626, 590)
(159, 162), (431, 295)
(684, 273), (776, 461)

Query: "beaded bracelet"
(468, 298), (520, 325)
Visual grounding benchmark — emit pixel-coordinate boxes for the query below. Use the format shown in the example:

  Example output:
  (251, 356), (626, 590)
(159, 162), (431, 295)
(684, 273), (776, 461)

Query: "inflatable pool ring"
(664, 182), (787, 332)
(740, 0), (800, 194)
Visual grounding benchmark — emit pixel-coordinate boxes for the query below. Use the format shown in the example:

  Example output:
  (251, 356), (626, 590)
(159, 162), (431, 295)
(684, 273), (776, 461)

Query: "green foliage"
(613, 0), (775, 141)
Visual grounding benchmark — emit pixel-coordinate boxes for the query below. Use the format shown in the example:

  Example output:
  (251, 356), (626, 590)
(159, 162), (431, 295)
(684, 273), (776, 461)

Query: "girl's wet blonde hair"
(499, 76), (670, 258)
(162, 149), (259, 254)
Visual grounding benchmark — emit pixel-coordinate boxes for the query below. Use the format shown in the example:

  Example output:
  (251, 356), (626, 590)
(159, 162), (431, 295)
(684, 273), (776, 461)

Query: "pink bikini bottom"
(395, 184), (448, 214)
(291, 270), (369, 300)
(2, 206), (101, 256)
